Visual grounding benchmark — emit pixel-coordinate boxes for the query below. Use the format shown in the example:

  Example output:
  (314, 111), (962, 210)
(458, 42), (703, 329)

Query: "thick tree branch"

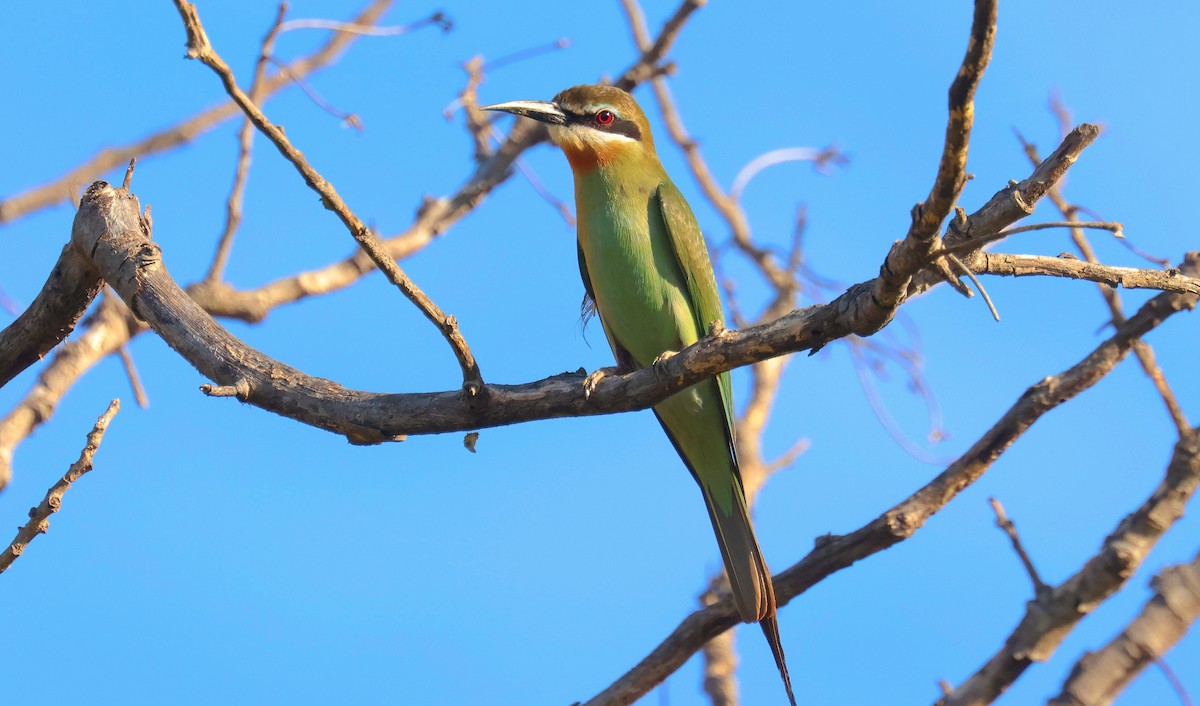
(581, 268), (1197, 706)
(0, 297), (139, 492)
(875, 0), (997, 328)
(938, 423), (1200, 706)
(0, 399), (119, 574)
(0, 243), (101, 389)
(0, 0), (396, 225)
(66, 126), (1127, 445)
(0, 0), (708, 490)
(1048, 547), (1200, 706)
(908, 0), (996, 241)
(908, 123), (1100, 296)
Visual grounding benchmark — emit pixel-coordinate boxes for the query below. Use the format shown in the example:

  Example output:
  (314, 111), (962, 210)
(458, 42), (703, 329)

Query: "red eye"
(595, 110), (615, 126)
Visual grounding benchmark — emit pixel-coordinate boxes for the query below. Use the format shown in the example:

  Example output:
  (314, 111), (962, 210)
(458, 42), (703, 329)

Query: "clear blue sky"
(1, 2), (1196, 704)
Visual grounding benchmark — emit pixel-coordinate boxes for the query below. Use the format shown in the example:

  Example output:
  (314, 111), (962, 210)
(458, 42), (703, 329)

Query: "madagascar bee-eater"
(484, 85), (794, 704)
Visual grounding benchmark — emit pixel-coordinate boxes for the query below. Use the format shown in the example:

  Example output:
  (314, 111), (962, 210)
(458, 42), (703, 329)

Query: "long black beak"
(480, 99), (567, 125)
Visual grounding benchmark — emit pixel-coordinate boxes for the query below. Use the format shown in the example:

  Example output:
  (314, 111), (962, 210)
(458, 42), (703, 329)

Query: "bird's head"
(482, 84), (656, 171)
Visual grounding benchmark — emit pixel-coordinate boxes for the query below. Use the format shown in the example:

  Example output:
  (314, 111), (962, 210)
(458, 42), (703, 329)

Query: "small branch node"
(122, 158), (137, 190)
(200, 378), (252, 401)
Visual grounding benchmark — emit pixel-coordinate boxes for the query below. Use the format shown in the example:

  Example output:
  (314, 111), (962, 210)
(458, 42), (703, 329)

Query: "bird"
(483, 85), (795, 705)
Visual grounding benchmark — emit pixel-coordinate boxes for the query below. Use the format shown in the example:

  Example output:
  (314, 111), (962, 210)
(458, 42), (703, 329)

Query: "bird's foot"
(651, 350), (678, 385)
(582, 366), (621, 400)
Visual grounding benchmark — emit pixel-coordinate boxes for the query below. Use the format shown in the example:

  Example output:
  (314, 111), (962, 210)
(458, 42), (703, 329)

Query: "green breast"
(574, 168), (700, 367)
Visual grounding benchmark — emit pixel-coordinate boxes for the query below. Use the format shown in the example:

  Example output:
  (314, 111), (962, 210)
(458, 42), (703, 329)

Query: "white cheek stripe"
(586, 130), (637, 145)
(549, 124), (638, 148)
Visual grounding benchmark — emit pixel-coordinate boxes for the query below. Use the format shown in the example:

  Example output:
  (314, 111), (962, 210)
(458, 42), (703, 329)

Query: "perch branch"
(0, 0), (708, 489)
(581, 269), (1197, 706)
(65, 133), (1137, 445)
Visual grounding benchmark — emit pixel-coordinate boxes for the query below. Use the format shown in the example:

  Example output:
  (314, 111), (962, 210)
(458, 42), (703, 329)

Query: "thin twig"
(730, 147), (847, 201)
(0, 0), (396, 225)
(278, 11), (451, 36)
(117, 345), (149, 409)
(174, 0), (483, 395)
(1002, 220), (1123, 239)
(988, 498), (1048, 597)
(1156, 658), (1195, 706)
(977, 253), (1200, 296)
(0, 399), (120, 574)
(947, 253), (1001, 321)
(205, 3), (289, 283)
(0, 296), (139, 492)
(1015, 129), (1190, 437)
(267, 57), (363, 130)
(484, 38), (570, 71)
(847, 342), (953, 465)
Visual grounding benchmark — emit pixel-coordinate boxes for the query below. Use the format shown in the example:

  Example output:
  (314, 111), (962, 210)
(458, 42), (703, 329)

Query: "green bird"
(484, 85), (794, 704)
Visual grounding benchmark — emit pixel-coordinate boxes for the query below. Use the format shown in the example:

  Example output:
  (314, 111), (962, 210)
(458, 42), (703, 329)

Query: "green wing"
(578, 241), (633, 370)
(654, 180), (737, 443)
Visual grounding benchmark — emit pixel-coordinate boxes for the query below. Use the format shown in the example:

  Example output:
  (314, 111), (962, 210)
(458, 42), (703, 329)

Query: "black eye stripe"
(562, 107), (642, 141)
(608, 118), (642, 141)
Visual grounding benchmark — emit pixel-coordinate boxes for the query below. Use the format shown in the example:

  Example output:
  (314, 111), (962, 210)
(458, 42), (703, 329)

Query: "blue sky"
(1, 2), (1197, 704)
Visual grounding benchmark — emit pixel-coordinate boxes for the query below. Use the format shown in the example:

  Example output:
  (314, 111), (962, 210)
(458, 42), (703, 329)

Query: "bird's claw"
(583, 366), (619, 400)
(652, 350), (677, 366)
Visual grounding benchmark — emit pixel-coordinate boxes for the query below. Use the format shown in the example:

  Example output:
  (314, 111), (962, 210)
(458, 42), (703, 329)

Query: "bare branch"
(1001, 220), (1123, 239)
(174, 0), (484, 395)
(117, 345), (149, 409)
(68, 123), (1124, 443)
(0, 0), (709, 491)
(700, 574), (741, 706)
(278, 11), (451, 36)
(975, 252), (1200, 296)
(583, 273), (1197, 706)
(0, 399), (120, 574)
(0, 0), (396, 225)
(946, 253), (1001, 321)
(940, 425), (1200, 706)
(0, 243), (102, 390)
(900, 0), (997, 265)
(0, 297), (139, 492)
(266, 57), (364, 130)
(1048, 547), (1200, 706)
(989, 498), (1049, 597)
(1016, 130), (1191, 438)
(205, 2), (289, 284)
(613, 0), (706, 90)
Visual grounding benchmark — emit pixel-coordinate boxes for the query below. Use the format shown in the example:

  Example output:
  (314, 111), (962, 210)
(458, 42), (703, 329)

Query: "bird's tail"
(702, 486), (796, 705)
